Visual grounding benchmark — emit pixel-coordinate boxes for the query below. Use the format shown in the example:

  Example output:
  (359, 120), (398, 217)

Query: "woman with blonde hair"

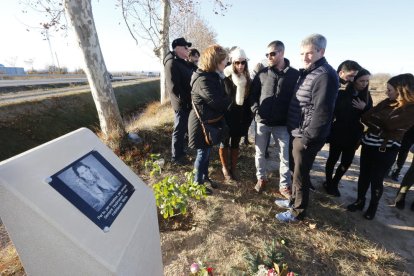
(219, 47), (253, 181)
(347, 73), (414, 219)
(188, 44), (231, 194)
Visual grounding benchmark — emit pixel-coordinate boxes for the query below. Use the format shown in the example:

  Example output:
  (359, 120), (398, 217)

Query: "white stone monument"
(0, 128), (163, 275)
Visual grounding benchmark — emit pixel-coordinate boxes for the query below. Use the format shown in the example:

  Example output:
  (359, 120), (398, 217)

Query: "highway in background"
(0, 77), (158, 106)
(0, 75), (142, 88)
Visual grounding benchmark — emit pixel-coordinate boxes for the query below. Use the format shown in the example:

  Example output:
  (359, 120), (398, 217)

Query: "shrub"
(153, 171), (206, 219)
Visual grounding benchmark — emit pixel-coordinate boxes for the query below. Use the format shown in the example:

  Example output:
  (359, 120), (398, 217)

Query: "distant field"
(0, 79), (160, 161)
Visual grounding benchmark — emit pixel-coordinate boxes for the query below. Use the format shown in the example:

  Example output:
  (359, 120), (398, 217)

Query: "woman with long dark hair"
(347, 73), (414, 219)
(219, 47), (252, 181)
(324, 69), (373, 196)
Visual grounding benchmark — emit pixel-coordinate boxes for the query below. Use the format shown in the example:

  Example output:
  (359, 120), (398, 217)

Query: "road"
(0, 75), (141, 88)
(0, 78), (157, 106)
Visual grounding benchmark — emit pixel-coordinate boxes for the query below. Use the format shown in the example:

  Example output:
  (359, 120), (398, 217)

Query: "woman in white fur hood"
(219, 47), (253, 182)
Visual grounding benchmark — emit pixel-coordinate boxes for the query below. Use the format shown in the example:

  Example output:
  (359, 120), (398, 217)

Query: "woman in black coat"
(324, 69), (372, 196)
(220, 47), (252, 181)
(188, 44), (231, 195)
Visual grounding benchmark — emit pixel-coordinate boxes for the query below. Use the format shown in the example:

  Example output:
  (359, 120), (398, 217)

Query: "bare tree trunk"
(160, 0), (171, 104)
(65, 0), (125, 138)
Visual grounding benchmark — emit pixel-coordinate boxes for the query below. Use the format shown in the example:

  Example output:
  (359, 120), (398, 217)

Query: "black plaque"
(47, 151), (135, 231)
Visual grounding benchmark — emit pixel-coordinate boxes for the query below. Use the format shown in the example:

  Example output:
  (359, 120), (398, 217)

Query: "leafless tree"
(65, 0), (125, 139)
(21, 0), (125, 139)
(119, 0), (230, 103)
(170, 11), (217, 52)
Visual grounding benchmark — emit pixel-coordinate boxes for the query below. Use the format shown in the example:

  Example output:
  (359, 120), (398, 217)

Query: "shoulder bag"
(192, 101), (224, 146)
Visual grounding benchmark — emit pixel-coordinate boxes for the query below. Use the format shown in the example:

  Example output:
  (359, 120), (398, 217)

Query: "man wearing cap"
(163, 37), (193, 165)
(249, 40), (300, 197)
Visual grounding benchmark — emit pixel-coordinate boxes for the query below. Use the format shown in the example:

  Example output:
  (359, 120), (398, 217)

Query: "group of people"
(163, 34), (414, 223)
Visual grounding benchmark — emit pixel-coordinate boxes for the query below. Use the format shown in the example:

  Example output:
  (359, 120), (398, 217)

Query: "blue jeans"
(255, 123), (291, 189)
(194, 148), (211, 184)
(171, 109), (190, 161)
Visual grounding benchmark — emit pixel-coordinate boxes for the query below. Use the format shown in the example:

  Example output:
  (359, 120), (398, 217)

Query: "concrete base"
(0, 128), (163, 275)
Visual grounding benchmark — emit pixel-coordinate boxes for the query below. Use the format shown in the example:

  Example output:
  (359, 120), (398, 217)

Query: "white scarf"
(223, 65), (247, 105)
(232, 73), (247, 105)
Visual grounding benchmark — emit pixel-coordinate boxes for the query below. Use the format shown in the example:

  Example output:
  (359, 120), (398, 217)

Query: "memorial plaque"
(0, 128), (163, 275)
(47, 151), (135, 231)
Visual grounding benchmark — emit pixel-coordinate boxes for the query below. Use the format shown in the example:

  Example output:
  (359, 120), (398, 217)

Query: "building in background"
(0, 64), (26, 76)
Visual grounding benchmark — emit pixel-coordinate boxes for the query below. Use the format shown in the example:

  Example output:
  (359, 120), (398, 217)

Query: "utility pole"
(45, 29), (56, 71)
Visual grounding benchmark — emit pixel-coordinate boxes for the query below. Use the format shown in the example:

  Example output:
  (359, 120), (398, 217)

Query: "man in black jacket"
(163, 37), (193, 164)
(250, 40), (299, 197)
(187, 48), (200, 72)
(275, 34), (339, 222)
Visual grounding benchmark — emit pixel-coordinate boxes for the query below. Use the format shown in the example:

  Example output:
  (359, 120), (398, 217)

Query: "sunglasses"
(265, 51), (279, 58)
(234, 60), (247, 65)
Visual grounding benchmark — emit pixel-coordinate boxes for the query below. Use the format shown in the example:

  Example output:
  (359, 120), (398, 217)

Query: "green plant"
(153, 170), (206, 219)
(263, 239), (284, 268)
(144, 153), (164, 177)
(244, 239), (296, 276)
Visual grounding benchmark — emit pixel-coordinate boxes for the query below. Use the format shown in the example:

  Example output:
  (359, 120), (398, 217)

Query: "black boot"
(411, 201), (414, 211)
(323, 181), (341, 197)
(364, 202), (378, 220)
(347, 198), (365, 212)
(328, 170), (344, 197)
(205, 177), (218, 189)
(395, 191), (406, 210)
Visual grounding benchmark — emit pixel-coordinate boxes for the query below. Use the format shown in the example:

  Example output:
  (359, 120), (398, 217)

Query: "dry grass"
(1, 82), (411, 275)
(125, 100), (174, 132)
(0, 224), (25, 275)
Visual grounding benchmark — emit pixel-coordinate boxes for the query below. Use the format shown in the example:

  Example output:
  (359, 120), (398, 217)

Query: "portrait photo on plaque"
(47, 150), (135, 231)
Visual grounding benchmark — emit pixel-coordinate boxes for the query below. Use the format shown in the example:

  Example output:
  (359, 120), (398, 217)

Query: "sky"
(1, 0), (414, 74)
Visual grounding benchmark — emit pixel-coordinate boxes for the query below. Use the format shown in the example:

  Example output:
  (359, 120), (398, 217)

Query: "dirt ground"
(160, 141), (414, 274)
(2, 141), (411, 275)
(312, 145), (414, 270)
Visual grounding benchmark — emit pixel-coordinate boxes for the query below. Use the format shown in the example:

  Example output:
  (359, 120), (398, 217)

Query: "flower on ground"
(255, 265), (269, 276)
(190, 262), (200, 274)
(190, 261), (214, 275)
(267, 268), (276, 276)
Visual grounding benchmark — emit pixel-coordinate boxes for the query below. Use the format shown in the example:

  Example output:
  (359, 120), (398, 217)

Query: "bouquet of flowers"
(189, 261), (214, 276)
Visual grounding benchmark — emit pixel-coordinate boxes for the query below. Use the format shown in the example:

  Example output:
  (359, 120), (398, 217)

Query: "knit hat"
(230, 47), (247, 62)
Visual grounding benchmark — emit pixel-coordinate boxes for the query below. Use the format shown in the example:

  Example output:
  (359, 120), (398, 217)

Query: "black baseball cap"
(172, 37), (192, 49)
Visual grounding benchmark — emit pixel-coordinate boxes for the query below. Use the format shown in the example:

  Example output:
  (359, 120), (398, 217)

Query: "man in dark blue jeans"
(163, 37), (194, 164)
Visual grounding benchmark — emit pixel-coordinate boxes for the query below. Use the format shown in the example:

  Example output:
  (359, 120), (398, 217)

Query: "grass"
(129, 102), (409, 275)
(0, 80), (160, 161)
(0, 77), (411, 275)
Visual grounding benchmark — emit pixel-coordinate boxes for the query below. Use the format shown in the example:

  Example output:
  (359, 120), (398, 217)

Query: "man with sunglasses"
(163, 37), (194, 165)
(275, 34), (339, 222)
(250, 40), (299, 197)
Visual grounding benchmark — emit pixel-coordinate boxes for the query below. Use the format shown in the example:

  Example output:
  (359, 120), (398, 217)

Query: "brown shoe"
(254, 179), (267, 193)
(279, 187), (292, 199)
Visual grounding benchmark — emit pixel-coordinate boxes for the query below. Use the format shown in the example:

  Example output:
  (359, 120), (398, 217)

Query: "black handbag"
(192, 101), (224, 146)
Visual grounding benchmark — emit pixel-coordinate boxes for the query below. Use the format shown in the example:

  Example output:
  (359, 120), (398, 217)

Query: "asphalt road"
(0, 78), (157, 106)
(0, 76), (141, 88)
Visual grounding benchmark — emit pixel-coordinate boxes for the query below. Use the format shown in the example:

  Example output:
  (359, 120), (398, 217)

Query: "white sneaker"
(275, 210), (297, 223)
(274, 199), (292, 209)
